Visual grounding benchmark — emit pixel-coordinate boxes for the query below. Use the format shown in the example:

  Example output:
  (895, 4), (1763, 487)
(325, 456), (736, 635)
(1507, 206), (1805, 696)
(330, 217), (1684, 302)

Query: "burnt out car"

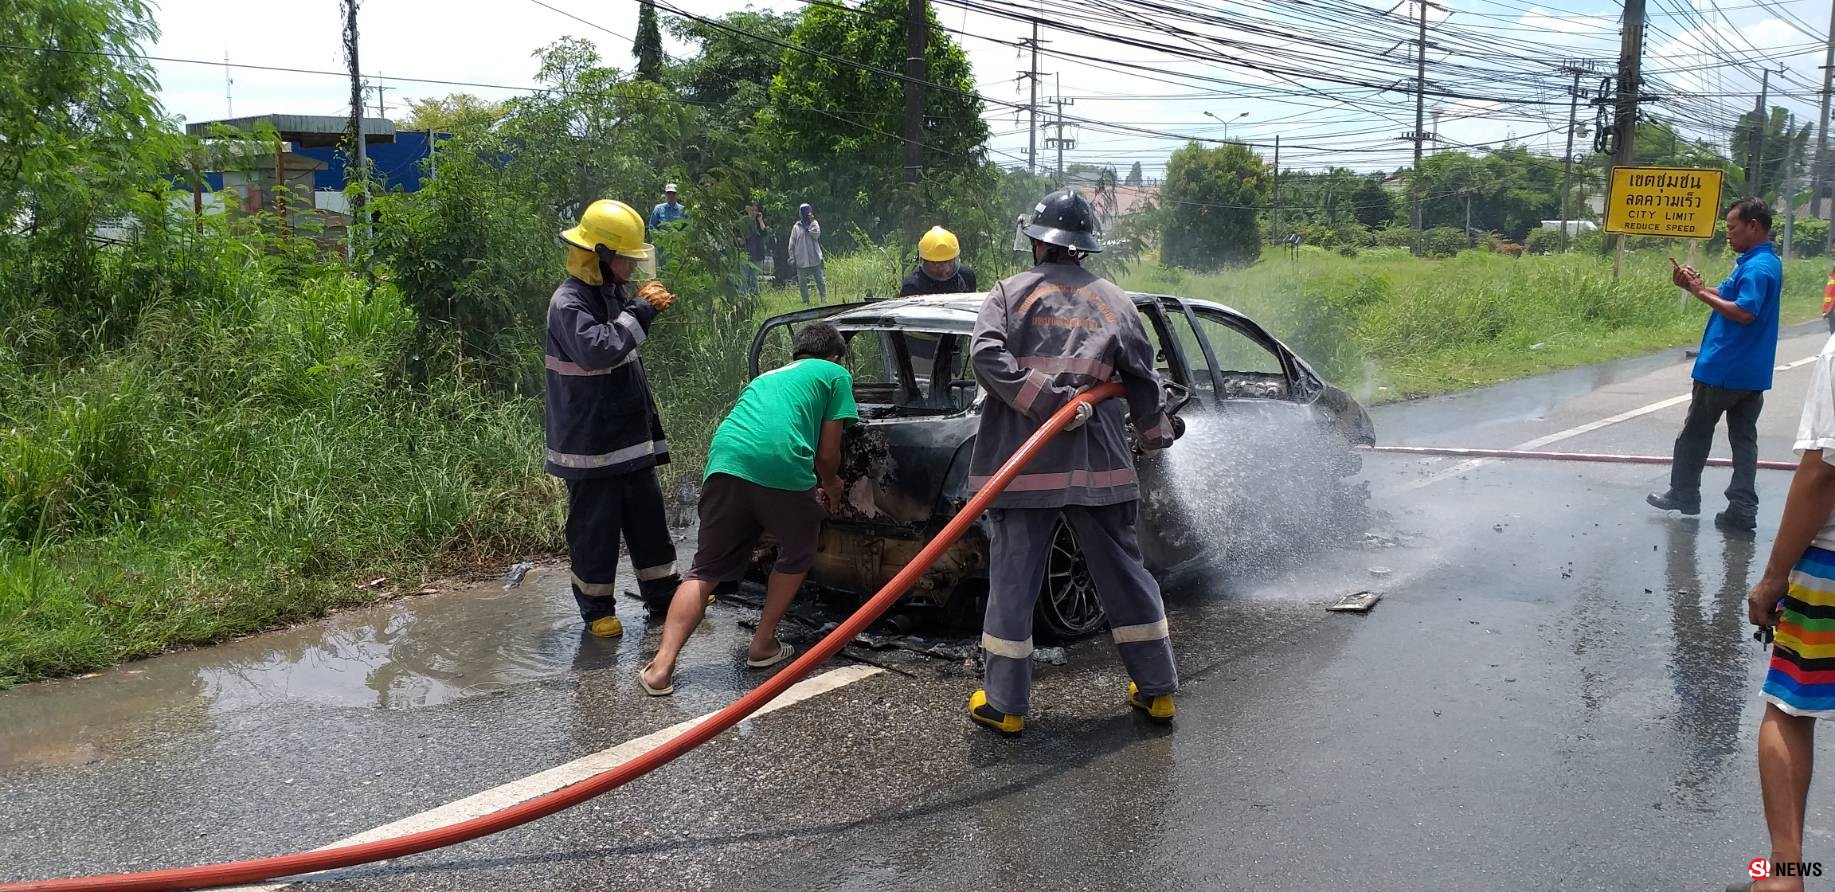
(745, 292), (1375, 638)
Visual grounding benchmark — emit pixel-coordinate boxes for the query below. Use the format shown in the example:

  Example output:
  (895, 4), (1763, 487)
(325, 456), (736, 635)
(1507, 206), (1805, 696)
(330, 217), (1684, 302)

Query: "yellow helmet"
(918, 225), (960, 262)
(560, 200), (653, 260)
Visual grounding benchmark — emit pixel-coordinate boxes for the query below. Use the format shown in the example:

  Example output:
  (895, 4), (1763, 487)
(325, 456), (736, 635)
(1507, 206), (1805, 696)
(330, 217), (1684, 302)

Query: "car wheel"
(1036, 517), (1106, 639)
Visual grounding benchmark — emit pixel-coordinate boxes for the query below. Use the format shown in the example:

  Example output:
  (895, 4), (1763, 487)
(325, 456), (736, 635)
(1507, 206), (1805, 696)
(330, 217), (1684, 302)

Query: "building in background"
(180, 114), (444, 218)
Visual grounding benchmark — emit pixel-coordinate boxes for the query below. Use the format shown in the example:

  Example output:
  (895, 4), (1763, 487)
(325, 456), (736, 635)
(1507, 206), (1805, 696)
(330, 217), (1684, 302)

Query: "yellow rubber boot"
(1128, 682), (1175, 725)
(968, 689), (1024, 736)
(588, 616), (624, 638)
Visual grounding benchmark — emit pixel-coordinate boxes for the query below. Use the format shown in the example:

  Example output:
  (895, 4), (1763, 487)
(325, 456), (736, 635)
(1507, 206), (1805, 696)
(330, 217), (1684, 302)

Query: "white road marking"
(227, 663), (883, 891)
(1391, 351), (1821, 494)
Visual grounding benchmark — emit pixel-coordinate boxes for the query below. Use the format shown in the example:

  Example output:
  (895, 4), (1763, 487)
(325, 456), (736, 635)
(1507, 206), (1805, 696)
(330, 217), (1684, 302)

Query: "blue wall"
(299, 131), (447, 193)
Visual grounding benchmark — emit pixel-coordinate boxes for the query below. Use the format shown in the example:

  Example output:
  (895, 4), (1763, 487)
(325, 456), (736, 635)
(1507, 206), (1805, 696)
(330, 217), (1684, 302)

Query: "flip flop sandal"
(638, 663), (674, 697)
(745, 641), (795, 669)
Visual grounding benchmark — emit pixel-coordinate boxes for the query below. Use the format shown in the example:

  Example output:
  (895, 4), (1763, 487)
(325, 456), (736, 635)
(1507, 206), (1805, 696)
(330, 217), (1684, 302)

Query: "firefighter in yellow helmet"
(898, 225), (979, 296)
(548, 199), (681, 639)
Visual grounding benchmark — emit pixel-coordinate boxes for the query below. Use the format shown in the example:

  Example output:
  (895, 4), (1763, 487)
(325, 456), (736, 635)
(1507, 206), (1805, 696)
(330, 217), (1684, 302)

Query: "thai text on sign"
(1604, 166), (1725, 239)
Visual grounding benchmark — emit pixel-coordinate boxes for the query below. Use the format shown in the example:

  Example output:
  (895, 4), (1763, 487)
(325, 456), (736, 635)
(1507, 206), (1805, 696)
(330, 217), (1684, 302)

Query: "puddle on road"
(0, 565), (605, 771)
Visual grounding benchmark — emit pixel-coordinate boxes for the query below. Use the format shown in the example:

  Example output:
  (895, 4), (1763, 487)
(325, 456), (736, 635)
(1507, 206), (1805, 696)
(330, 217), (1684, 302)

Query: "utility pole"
(370, 78), (390, 119)
(1018, 20), (1042, 176)
(224, 51), (234, 117)
(342, 0), (366, 256)
(1271, 134), (1281, 241)
(1558, 63), (1590, 252)
(1783, 111), (1799, 256)
(902, 0), (925, 187)
(1408, 0), (1434, 251)
(1609, 0), (1645, 278)
(1751, 66), (1776, 198)
(1046, 77), (1075, 185)
(1815, 3), (1835, 219)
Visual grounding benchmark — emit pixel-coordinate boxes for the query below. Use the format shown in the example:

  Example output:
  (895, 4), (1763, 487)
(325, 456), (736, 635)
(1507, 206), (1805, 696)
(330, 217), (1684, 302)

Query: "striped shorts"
(1763, 545), (1835, 719)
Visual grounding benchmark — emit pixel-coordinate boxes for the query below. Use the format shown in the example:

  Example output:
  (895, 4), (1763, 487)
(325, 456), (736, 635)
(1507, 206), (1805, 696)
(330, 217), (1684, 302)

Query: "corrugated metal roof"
(184, 114), (396, 148)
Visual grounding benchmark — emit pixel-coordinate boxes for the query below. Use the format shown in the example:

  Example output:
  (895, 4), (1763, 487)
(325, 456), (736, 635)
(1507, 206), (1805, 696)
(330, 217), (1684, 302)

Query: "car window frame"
(1134, 298), (1195, 391)
(1187, 304), (1301, 401)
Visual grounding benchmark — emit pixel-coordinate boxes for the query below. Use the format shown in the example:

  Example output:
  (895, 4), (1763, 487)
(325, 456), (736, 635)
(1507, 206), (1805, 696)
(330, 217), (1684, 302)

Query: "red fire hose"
(0, 384), (1126, 892)
(1361, 444), (1799, 472)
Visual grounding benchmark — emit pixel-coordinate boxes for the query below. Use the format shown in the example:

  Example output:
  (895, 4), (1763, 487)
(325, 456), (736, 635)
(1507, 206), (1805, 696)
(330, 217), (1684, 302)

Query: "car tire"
(1036, 516), (1106, 639)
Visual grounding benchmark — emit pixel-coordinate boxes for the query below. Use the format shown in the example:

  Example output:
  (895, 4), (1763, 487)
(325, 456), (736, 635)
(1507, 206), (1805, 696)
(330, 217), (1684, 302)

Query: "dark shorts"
(685, 473), (824, 582)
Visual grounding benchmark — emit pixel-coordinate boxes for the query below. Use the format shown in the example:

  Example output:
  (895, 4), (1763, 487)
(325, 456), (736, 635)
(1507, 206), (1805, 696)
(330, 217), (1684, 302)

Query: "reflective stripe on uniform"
(547, 440), (661, 470)
(571, 572), (617, 597)
(1014, 368), (1051, 414)
(634, 561), (677, 581)
(545, 353), (635, 376)
(968, 467), (1138, 493)
(1017, 354), (1114, 382)
(615, 311), (646, 345)
(1111, 617), (1169, 644)
(980, 632), (1034, 660)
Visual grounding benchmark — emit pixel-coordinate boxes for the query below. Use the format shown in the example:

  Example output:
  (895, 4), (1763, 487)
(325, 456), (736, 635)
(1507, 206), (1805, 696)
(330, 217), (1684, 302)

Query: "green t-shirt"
(705, 357), (858, 491)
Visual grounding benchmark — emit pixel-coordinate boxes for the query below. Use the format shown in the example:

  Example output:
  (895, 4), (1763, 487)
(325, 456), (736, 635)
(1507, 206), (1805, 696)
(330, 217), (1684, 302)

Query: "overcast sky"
(146, 0), (1835, 177)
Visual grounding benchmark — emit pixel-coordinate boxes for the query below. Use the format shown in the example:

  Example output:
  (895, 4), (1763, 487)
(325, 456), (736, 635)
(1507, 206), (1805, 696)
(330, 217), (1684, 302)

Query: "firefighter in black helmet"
(966, 189), (1180, 736)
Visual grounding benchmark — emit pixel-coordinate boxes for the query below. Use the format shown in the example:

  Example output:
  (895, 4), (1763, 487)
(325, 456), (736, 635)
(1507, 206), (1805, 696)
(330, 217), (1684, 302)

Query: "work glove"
(1061, 400), (1094, 432)
(637, 280), (676, 312)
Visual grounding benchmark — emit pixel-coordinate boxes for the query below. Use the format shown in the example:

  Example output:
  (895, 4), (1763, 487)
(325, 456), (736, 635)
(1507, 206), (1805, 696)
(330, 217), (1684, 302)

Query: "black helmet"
(1023, 189), (1103, 254)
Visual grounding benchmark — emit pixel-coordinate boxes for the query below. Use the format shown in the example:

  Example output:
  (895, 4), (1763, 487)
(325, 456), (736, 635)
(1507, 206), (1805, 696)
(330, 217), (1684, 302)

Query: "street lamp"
(1204, 110), (1250, 142)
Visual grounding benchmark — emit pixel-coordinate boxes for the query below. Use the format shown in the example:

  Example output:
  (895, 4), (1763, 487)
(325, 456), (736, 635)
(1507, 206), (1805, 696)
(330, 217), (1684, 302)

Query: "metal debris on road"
(1368, 566), (1393, 578)
(1327, 591), (1383, 613)
(502, 561), (535, 590)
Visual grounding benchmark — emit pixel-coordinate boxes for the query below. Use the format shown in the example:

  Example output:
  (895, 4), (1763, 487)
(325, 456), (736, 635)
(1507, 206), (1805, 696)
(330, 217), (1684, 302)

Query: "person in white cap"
(649, 183), (687, 234)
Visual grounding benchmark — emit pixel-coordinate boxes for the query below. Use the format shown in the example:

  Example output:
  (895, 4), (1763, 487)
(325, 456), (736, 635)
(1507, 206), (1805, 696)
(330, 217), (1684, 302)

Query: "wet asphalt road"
(6, 329), (1835, 891)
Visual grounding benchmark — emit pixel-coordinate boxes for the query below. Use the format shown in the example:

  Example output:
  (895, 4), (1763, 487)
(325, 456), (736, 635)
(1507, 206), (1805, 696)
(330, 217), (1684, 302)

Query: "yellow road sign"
(1604, 166), (1725, 239)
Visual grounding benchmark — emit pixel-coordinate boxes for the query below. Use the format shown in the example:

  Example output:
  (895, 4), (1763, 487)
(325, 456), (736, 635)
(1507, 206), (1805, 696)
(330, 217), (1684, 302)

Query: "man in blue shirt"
(648, 183), (686, 232)
(1648, 198), (1783, 531)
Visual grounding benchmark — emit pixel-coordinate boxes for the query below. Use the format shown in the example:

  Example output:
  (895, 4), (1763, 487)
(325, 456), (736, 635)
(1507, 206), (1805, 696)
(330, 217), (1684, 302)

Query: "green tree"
(1, 0), (175, 231)
(1353, 176), (1395, 228)
(634, 0), (664, 82)
(1160, 141), (1268, 269)
(399, 93), (508, 133)
(1732, 106), (1810, 205)
(2, 0), (183, 362)
(757, 0), (988, 249)
(667, 9), (797, 112)
(1125, 161), (1144, 186)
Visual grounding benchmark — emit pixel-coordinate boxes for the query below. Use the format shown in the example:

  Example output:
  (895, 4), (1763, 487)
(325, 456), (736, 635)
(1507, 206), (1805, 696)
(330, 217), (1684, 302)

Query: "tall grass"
(0, 221), (558, 685)
(1122, 246), (1828, 401)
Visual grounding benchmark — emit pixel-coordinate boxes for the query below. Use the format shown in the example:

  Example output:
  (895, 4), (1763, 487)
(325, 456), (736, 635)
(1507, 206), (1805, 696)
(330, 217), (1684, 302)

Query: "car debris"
(1327, 590), (1383, 613)
(502, 561), (535, 590)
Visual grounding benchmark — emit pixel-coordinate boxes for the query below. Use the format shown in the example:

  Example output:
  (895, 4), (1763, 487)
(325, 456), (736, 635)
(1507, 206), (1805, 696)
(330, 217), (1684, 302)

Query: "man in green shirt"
(639, 323), (857, 695)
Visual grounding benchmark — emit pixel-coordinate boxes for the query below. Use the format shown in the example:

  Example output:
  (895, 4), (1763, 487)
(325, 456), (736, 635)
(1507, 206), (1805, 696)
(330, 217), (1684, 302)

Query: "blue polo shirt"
(648, 201), (686, 231)
(1693, 242), (1781, 392)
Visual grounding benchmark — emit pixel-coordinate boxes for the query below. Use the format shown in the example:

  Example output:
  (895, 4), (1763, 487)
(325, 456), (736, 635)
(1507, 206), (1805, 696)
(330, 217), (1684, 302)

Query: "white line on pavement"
(1391, 352), (1822, 494)
(226, 663), (883, 891)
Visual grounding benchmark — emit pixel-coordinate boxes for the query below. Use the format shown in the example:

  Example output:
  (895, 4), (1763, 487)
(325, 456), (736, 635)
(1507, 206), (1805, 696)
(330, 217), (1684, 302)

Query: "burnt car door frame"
(1131, 296), (1197, 394)
(746, 302), (869, 378)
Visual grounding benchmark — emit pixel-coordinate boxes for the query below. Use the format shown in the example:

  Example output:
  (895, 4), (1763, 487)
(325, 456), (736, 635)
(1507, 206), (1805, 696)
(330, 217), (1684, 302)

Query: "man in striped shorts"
(966, 188), (1180, 736)
(1745, 328), (1835, 890)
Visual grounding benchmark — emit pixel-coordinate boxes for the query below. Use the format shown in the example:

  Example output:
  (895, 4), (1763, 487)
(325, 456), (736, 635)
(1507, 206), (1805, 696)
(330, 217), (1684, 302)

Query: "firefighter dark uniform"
(549, 200), (682, 637)
(898, 262), (977, 297)
(898, 225), (979, 297)
(968, 189), (1179, 735)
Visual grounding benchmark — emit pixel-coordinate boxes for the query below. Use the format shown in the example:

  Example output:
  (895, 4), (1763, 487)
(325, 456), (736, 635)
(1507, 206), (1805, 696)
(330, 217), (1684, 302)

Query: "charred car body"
(746, 292), (1375, 638)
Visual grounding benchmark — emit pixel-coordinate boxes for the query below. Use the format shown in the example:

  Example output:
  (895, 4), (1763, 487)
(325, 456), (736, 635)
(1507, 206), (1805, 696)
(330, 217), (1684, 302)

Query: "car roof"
(817, 291), (1255, 331)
